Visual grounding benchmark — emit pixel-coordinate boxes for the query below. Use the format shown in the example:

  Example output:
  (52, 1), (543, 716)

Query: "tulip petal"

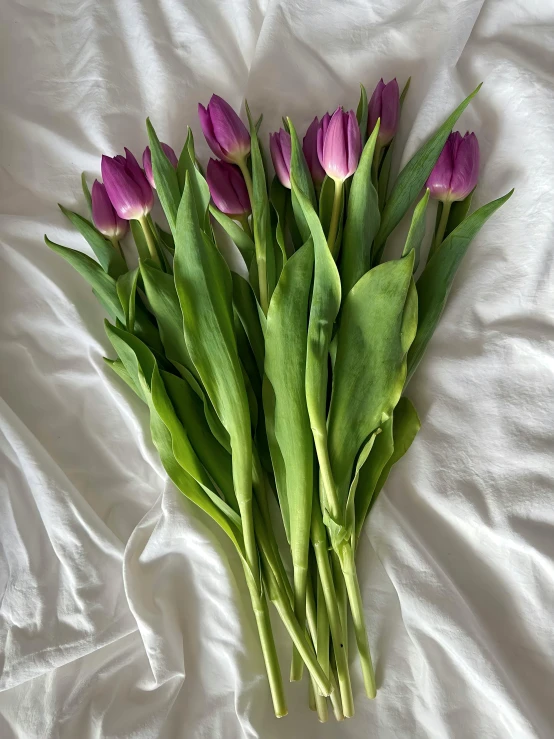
(450, 132), (479, 201)
(380, 79), (400, 145)
(207, 159), (250, 215)
(198, 103), (228, 161)
(208, 94), (250, 161)
(101, 155), (146, 221)
(425, 136), (454, 201)
(368, 78), (385, 135)
(270, 129), (292, 188)
(124, 148), (153, 210)
(322, 107), (349, 180)
(303, 116), (326, 185)
(92, 180), (117, 236)
(346, 110), (361, 177)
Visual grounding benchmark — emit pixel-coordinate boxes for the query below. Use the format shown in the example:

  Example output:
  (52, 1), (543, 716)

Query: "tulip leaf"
(341, 121), (380, 296)
(255, 114), (263, 133)
(263, 240), (314, 589)
(58, 204), (127, 279)
(407, 189), (513, 382)
(232, 272), (265, 376)
(103, 356), (142, 397)
(354, 417), (394, 542)
(174, 173), (253, 516)
(209, 205), (255, 266)
(157, 224), (175, 252)
(45, 236), (125, 322)
(446, 187), (475, 238)
(374, 83), (482, 260)
(356, 83), (369, 147)
(269, 177), (289, 264)
(146, 117), (181, 233)
(328, 251), (417, 505)
(368, 396), (420, 516)
(177, 127), (210, 225)
(287, 117), (316, 244)
(402, 188), (430, 272)
(116, 267), (139, 332)
(81, 173), (92, 215)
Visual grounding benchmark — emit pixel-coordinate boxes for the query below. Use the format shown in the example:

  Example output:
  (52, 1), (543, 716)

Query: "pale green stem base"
(238, 213), (253, 240)
(110, 237), (126, 263)
(290, 564), (308, 681)
(431, 199), (452, 256)
(138, 215), (160, 265)
(327, 179), (343, 258)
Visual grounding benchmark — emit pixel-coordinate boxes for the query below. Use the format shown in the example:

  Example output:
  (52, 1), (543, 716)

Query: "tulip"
(368, 78), (399, 146)
(198, 94), (251, 164)
(302, 116), (326, 186)
(91, 181), (128, 243)
(142, 143), (178, 189)
(207, 159), (251, 217)
(427, 131), (480, 252)
(101, 148), (153, 221)
(317, 107), (361, 183)
(269, 129), (292, 189)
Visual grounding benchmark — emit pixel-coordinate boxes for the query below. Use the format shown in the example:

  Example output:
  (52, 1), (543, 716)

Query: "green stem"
(315, 574), (330, 723)
(332, 549), (348, 655)
(327, 179), (343, 258)
(338, 542), (376, 699)
(109, 237), (126, 263)
(138, 215), (160, 265)
(238, 213), (253, 240)
(290, 564), (308, 681)
(431, 199), (452, 256)
(238, 160), (268, 313)
(312, 505), (355, 717)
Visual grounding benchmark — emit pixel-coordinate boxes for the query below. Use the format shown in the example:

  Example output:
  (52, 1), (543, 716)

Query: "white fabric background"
(1, 0), (553, 736)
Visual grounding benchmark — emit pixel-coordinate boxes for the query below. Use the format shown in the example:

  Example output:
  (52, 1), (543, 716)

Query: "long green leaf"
(328, 251), (417, 507)
(356, 83), (369, 147)
(231, 272), (265, 377)
(287, 117), (316, 243)
(341, 121), (380, 296)
(209, 205), (255, 267)
(116, 268), (139, 332)
(374, 84), (482, 258)
(81, 173), (92, 215)
(407, 189), (513, 382)
(58, 205), (127, 279)
(103, 356), (141, 397)
(402, 188), (430, 271)
(354, 418), (393, 542)
(146, 118), (181, 232)
(45, 236), (125, 322)
(177, 127), (210, 224)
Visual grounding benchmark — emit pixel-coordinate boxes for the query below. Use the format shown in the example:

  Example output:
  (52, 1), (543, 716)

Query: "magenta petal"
(101, 155), (147, 220)
(450, 132), (479, 201)
(91, 180), (117, 236)
(368, 78), (385, 135)
(346, 110), (361, 177)
(321, 107), (349, 181)
(207, 159), (250, 216)
(198, 103), (228, 161)
(143, 143), (178, 189)
(303, 116), (326, 185)
(425, 135), (455, 201)
(124, 148), (153, 211)
(379, 79), (399, 145)
(269, 128), (291, 188)
(207, 94), (250, 162)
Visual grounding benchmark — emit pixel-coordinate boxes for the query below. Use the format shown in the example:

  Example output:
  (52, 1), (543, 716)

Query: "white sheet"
(1, 0), (554, 736)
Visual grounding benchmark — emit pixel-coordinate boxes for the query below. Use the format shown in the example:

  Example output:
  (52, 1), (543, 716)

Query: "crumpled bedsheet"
(1, 0), (554, 736)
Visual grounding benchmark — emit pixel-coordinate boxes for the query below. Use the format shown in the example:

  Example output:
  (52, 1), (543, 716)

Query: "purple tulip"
(317, 107), (361, 182)
(207, 159), (251, 216)
(142, 143), (178, 189)
(368, 79), (400, 146)
(426, 131), (480, 202)
(91, 180), (128, 239)
(303, 116), (326, 185)
(101, 148), (153, 221)
(269, 129), (292, 189)
(198, 94), (250, 164)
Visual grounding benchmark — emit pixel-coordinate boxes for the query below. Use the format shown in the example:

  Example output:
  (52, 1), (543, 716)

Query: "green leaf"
(287, 117), (317, 243)
(318, 176), (334, 236)
(269, 177), (288, 264)
(81, 173), (92, 214)
(209, 205), (255, 267)
(374, 83), (482, 259)
(116, 268), (139, 332)
(58, 204), (127, 279)
(446, 187), (475, 238)
(354, 418), (394, 542)
(402, 188), (430, 272)
(146, 117), (181, 232)
(104, 319), (155, 401)
(356, 83), (369, 147)
(103, 356), (142, 397)
(232, 272), (265, 377)
(328, 251), (417, 504)
(46, 236), (125, 322)
(264, 241), (314, 577)
(157, 224), (175, 252)
(407, 189), (513, 383)
(177, 127), (210, 225)
(255, 113), (263, 133)
(369, 396), (420, 514)
(341, 121), (380, 296)
(174, 174), (252, 513)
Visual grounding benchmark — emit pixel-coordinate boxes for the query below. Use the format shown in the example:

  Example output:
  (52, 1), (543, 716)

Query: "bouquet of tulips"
(46, 77), (512, 722)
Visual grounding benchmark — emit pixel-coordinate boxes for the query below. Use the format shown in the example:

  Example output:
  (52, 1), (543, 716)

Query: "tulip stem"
(110, 237), (126, 264)
(138, 215), (160, 266)
(432, 200), (452, 256)
(238, 214), (253, 240)
(327, 179), (343, 258)
(238, 159), (268, 313)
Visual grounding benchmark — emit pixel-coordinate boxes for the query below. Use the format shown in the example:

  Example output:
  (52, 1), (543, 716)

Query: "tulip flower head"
(303, 116), (326, 186)
(198, 94), (251, 164)
(368, 78), (399, 146)
(207, 159), (251, 217)
(91, 180), (128, 240)
(317, 107), (361, 182)
(142, 143), (178, 190)
(101, 148), (154, 221)
(426, 131), (480, 202)
(269, 129), (292, 189)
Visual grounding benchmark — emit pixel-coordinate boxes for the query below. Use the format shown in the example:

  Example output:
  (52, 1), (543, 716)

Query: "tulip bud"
(269, 129), (292, 189)
(368, 78), (399, 146)
(91, 180), (128, 239)
(302, 116), (326, 185)
(426, 131), (480, 202)
(142, 143), (178, 189)
(101, 148), (154, 220)
(207, 159), (251, 216)
(198, 94), (251, 164)
(317, 107), (361, 182)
